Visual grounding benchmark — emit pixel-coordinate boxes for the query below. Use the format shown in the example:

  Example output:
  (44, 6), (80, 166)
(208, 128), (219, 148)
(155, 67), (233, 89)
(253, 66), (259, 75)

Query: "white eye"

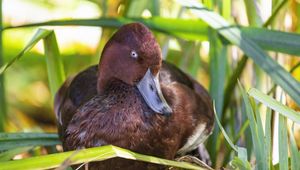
(130, 50), (138, 58)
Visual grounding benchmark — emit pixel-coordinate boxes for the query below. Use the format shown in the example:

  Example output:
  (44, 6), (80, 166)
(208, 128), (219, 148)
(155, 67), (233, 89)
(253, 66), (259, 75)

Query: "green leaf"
(0, 147), (33, 162)
(0, 0), (6, 132)
(230, 157), (251, 170)
(248, 88), (300, 124)
(4, 17), (208, 41)
(0, 133), (60, 151)
(244, 0), (263, 26)
(290, 124), (300, 170)
(0, 28), (65, 98)
(179, 1), (300, 106)
(242, 27), (300, 56)
(212, 102), (237, 152)
(222, 55), (248, 114)
(237, 147), (248, 165)
(252, 98), (268, 169)
(42, 29), (65, 98)
(263, 0), (288, 27)
(265, 108), (272, 169)
(125, 0), (148, 17)
(0, 145), (203, 170)
(238, 82), (266, 170)
(0, 29), (52, 74)
(278, 114), (288, 170)
(207, 28), (226, 164)
(5, 17), (300, 56)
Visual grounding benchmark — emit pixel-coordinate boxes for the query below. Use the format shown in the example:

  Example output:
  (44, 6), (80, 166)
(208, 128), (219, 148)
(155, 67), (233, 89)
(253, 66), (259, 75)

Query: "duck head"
(97, 23), (172, 116)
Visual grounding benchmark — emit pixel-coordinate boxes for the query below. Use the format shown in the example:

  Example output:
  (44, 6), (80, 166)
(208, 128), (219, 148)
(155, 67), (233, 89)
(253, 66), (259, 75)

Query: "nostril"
(149, 84), (154, 91)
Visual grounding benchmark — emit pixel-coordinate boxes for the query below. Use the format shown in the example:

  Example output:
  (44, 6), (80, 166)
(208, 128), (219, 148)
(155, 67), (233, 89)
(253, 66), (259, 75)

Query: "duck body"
(54, 23), (214, 170)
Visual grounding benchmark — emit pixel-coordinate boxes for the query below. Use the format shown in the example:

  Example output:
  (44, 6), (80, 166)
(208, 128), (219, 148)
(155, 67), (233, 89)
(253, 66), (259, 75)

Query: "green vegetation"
(0, 0), (299, 169)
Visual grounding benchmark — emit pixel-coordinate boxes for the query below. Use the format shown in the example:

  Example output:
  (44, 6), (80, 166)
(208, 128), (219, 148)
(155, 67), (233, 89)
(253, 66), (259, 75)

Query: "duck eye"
(130, 50), (138, 59)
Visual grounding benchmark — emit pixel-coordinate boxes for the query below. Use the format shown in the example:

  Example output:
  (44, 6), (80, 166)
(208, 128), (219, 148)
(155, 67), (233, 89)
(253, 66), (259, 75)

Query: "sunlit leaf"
(178, 0), (300, 106)
(230, 157), (251, 170)
(5, 17), (300, 56)
(0, 29), (52, 74)
(42, 29), (65, 98)
(0, 147), (33, 162)
(0, 145), (203, 170)
(4, 17), (208, 41)
(248, 88), (300, 123)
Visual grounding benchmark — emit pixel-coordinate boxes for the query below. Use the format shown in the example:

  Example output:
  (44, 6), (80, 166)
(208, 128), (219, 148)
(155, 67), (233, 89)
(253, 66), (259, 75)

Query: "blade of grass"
(278, 114), (288, 170)
(207, 28), (227, 164)
(0, 28), (65, 99)
(0, 147), (33, 161)
(265, 108), (272, 169)
(0, 133), (60, 151)
(238, 82), (266, 170)
(233, 119), (249, 144)
(124, 0), (148, 17)
(4, 17), (209, 41)
(248, 88), (300, 123)
(244, 0), (263, 26)
(241, 27), (300, 56)
(0, 29), (52, 74)
(290, 124), (300, 170)
(263, 0), (288, 27)
(187, 42), (201, 77)
(149, 0), (160, 16)
(213, 102), (250, 167)
(5, 17), (300, 56)
(213, 102), (237, 152)
(222, 0), (288, 117)
(222, 0), (231, 20)
(252, 98), (268, 169)
(222, 55), (248, 119)
(179, 1), (300, 106)
(42, 29), (65, 98)
(0, 145), (203, 170)
(230, 157), (251, 170)
(0, 0), (6, 132)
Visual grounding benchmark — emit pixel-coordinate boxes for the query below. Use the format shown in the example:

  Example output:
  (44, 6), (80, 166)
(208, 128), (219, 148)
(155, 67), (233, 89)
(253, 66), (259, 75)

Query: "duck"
(54, 22), (214, 170)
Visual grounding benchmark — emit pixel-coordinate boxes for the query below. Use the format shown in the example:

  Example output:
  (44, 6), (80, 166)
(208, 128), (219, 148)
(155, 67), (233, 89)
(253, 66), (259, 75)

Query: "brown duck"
(54, 23), (214, 170)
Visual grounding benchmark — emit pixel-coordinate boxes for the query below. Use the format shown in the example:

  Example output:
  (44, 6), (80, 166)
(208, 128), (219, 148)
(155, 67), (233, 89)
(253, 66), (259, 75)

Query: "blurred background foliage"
(0, 0), (300, 169)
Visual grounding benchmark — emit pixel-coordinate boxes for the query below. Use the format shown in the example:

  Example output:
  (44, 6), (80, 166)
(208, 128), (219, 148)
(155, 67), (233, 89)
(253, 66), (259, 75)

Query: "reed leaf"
(248, 88), (300, 124)
(290, 124), (300, 170)
(0, 145), (203, 170)
(0, 0), (5, 132)
(0, 133), (60, 151)
(0, 29), (52, 74)
(179, 0), (300, 106)
(4, 17), (300, 56)
(238, 82), (266, 170)
(42, 29), (65, 98)
(0, 147), (33, 162)
(278, 114), (288, 170)
(4, 17), (208, 41)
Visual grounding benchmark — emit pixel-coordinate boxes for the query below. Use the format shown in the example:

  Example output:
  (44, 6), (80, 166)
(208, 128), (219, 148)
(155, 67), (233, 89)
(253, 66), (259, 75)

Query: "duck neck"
(97, 74), (113, 95)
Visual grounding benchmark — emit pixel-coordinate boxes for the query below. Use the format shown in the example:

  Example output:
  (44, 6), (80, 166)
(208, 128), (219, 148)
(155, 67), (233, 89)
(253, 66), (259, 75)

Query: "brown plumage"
(54, 23), (214, 170)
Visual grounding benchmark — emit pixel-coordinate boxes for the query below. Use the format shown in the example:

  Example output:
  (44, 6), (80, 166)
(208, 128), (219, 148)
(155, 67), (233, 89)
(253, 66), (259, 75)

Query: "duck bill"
(137, 69), (172, 116)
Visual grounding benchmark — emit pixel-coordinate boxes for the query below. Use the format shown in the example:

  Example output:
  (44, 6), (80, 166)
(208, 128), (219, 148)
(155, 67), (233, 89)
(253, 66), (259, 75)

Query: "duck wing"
(54, 65), (98, 139)
(160, 61), (214, 154)
(160, 61), (212, 108)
